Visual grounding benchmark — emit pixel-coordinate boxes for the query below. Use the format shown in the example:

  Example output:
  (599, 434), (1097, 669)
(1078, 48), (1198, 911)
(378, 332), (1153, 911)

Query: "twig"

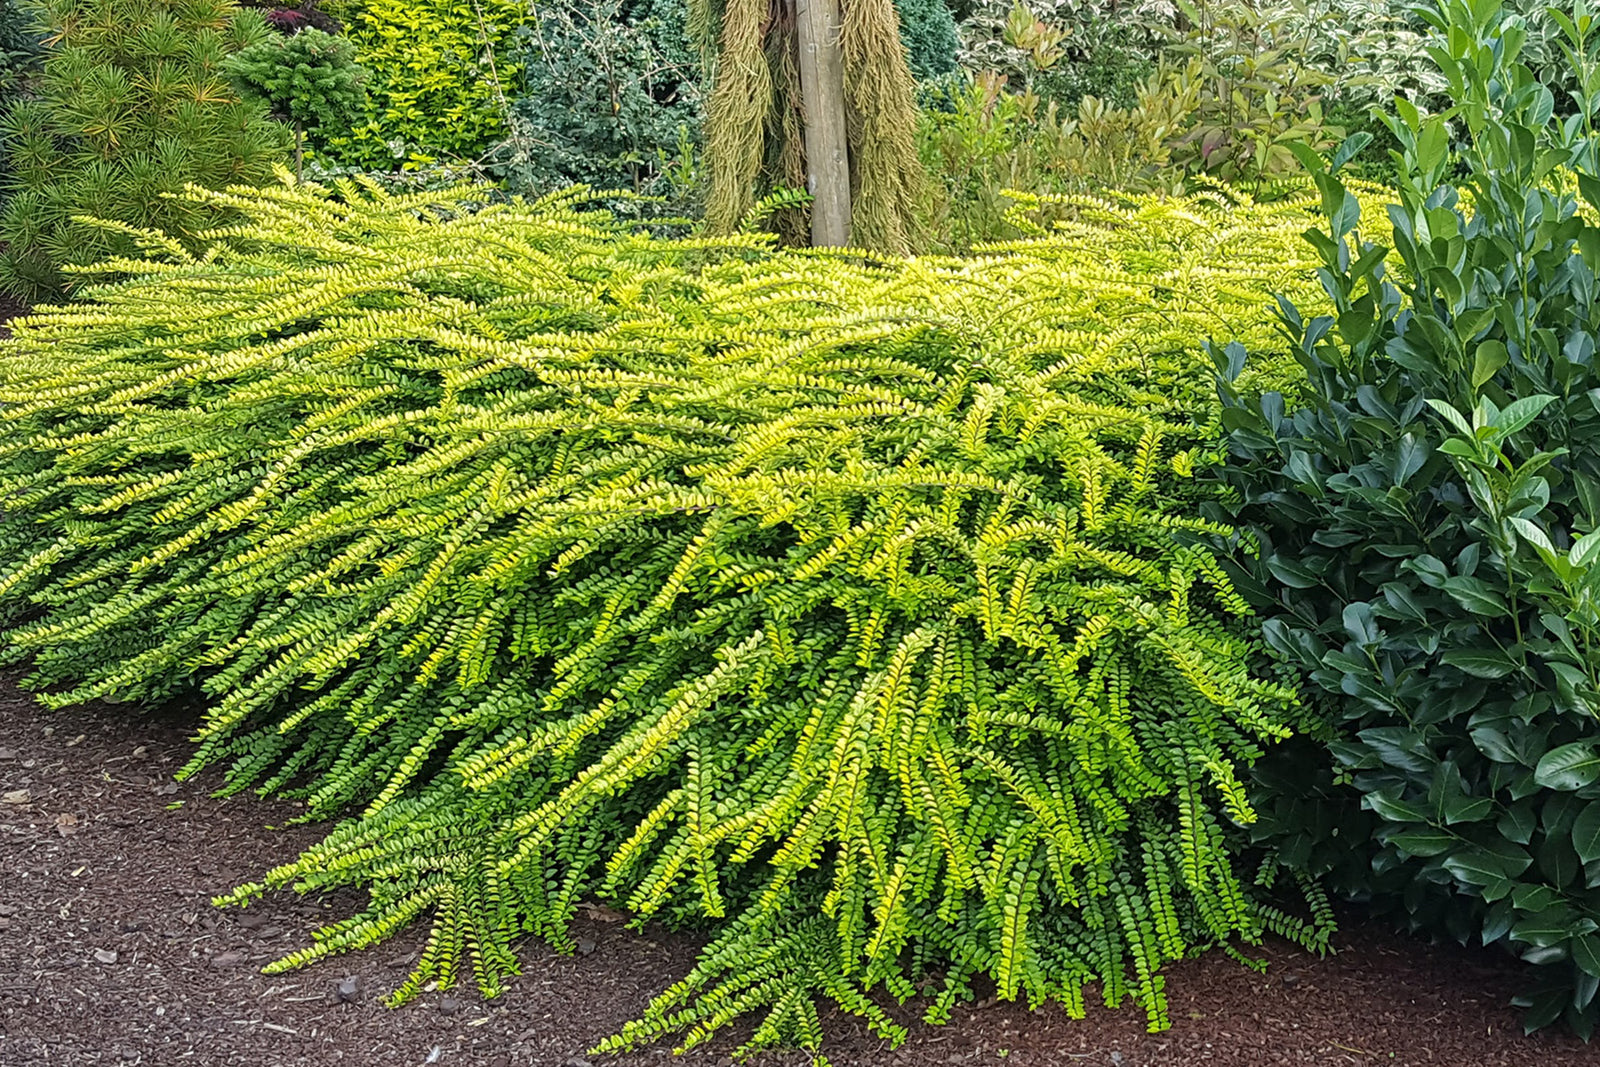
(1329, 1041), (1377, 1056)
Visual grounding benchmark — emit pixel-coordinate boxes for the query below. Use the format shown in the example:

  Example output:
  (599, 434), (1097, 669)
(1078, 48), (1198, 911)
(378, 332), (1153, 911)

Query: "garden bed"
(0, 680), (1589, 1067)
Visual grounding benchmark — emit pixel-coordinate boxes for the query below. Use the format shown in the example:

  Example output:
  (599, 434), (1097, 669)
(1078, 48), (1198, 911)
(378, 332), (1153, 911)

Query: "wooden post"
(795, 0), (851, 247)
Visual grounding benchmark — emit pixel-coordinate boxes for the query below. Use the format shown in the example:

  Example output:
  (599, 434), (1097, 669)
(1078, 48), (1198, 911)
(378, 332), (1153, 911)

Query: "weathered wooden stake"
(795, 0), (851, 246)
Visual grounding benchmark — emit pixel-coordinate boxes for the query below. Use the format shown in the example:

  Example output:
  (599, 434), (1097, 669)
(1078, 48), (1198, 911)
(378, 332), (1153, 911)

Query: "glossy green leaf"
(1330, 132), (1374, 174)
(1440, 792), (1494, 825)
(1575, 802), (1600, 865)
(1508, 517), (1555, 556)
(1572, 530), (1600, 568)
(1394, 434), (1428, 486)
(1364, 791), (1430, 823)
(1405, 554), (1451, 587)
(1471, 339), (1508, 388)
(1535, 743), (1600, 792)
(1511, 904), (1582, 948)
(1498, 800), (1537, 844)
(1440, 575), (1510, 616)
(1440, 648), (1519, 678)
(1575, 934), (1600, 979)
(1425, 397), (1474, 436)
(1539, 834), (1583, 889)
(1389, 826), (1457, 856)
(1489, 395), (1559, 441)
(1443, 844), (1532, 886)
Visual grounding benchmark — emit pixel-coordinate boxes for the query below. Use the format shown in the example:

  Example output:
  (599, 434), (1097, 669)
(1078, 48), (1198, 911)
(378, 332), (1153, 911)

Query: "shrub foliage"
(0, 179), (1330, 1051)
(223, 25), (369, 182)
(317, 0), (527, 167)
(1217, 0), (1600, 1037)
(0, 0), (44, 212)
(493, 0), (701, 202)
(0, 0), (43, 104)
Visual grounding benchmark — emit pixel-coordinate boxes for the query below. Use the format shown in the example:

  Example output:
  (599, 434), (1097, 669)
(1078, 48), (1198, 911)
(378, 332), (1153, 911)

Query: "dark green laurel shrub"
(0, 178), (1331, 1053)
(1216, 0), (1600, 1038)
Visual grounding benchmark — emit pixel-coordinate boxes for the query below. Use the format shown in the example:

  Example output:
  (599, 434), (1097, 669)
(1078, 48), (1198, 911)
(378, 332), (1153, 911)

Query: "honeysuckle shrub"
(1215, 0), (1600, 1038)
(0, 178), (1334, 1053)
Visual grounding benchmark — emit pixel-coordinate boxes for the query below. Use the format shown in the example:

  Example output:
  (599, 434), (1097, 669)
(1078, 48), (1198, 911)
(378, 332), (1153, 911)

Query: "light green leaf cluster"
(317, 0), (527, 168)
(0, 177), (1326, 1052)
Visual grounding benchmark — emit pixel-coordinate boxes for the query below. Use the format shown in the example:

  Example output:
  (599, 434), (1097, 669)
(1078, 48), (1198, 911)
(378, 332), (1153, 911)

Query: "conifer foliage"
(0, 178), (1330, 1052)
(223, 26), (368, 182)
(0, 0), (287, 301)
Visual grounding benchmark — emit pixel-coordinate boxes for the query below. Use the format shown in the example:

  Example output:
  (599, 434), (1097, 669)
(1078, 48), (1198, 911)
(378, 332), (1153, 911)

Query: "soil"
(0, 683), (1592, 1067)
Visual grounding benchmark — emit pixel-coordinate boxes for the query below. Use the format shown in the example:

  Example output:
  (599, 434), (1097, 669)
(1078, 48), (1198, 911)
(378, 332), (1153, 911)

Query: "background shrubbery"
(315, 0), (526, 168)
(0, 0), (286, 301)
(0, 0), (1479, 256)
(488, 0), (701, 202)
(297, 0), (955, 206)
(956, 0), (1174, 107)
(0, 0), (44, 219)
(0, 0), (42, 107)
(223, 25), (368, 181)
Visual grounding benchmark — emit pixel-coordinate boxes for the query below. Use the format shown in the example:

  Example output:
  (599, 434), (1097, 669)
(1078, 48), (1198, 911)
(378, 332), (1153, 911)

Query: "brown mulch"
(0, 684), (1591, 1067)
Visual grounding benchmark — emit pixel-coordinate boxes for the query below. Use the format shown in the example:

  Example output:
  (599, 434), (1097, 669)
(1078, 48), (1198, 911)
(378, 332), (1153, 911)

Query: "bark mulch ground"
(0, 683), (1593, 1067)
(0, 294), (26, 328)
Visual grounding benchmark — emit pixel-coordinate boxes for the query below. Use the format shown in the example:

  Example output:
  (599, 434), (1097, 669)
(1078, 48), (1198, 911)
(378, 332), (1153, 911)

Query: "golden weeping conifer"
(694, 0), (924, 251)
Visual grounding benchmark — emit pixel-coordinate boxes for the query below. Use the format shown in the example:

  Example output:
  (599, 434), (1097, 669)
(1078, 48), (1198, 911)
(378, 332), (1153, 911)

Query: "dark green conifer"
(0, 0), (287, 301)
(223, 26), (367, 182)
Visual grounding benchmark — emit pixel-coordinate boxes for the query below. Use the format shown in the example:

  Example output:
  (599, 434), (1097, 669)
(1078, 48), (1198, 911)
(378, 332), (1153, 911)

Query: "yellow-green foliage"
(319, 0), (526, 167)
(0, 178), (1328, 1053)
